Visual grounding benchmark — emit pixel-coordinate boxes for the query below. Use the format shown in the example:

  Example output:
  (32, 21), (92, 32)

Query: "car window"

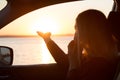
(0, 0), (113, 65)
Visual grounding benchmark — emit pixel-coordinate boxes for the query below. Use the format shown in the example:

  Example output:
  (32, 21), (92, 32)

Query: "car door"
(0, 64), (68, 80)
(0, 0), (77, 80)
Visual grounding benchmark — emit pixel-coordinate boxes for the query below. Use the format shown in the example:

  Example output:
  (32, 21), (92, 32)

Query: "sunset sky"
(0, 0), (113, 36)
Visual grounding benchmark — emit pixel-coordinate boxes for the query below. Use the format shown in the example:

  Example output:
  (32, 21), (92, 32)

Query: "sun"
(31, 16), (60, 35)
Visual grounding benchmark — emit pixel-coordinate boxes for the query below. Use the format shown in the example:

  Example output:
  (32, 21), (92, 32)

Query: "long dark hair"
(75, 9), (117, 59)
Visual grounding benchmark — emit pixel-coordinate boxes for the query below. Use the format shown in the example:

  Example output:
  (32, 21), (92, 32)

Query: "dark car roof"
(0, 0), (79, 29)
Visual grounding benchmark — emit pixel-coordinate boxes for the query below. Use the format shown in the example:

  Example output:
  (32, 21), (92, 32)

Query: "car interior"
(0, 0), (120, 80)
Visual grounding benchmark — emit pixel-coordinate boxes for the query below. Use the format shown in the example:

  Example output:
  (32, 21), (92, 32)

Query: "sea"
(0, 36), (73, 65)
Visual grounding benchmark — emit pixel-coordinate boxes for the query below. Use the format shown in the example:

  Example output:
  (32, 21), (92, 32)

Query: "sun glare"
(41, 41), (55, 64)
(31, 16), (60, 35)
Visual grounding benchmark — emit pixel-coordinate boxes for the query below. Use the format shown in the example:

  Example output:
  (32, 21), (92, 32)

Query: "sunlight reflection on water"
(0, 36), (73, 65)
(40, 42), (55, 64)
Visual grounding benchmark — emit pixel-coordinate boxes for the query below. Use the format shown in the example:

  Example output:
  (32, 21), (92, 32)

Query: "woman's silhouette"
(37, 9), (118, 80)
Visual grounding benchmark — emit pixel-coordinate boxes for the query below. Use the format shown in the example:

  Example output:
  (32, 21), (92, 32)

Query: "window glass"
(0, 0), (113, 65)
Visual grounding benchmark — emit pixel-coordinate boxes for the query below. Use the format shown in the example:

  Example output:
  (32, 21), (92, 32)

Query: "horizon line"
(0, 34), (74, 37)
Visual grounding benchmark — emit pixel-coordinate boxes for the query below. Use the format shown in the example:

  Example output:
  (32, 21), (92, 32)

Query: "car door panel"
(0, 63), (68, 80)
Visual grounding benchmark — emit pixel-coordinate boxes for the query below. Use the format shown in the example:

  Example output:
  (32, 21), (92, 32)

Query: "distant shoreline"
(0, 34), (74, 38)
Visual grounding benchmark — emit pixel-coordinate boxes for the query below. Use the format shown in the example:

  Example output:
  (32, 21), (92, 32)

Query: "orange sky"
(0, 0), (113, 36)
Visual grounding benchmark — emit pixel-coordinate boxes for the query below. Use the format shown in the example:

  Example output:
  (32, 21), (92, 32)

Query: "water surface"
(0, 36), (73, 65)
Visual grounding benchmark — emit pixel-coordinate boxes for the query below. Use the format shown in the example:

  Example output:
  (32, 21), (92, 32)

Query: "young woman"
(66, 9), (118, 80)
(37, 9), (118, 80)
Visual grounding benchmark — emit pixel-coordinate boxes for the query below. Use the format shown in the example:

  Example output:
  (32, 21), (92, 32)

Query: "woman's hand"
(37, 31), (51, 43)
